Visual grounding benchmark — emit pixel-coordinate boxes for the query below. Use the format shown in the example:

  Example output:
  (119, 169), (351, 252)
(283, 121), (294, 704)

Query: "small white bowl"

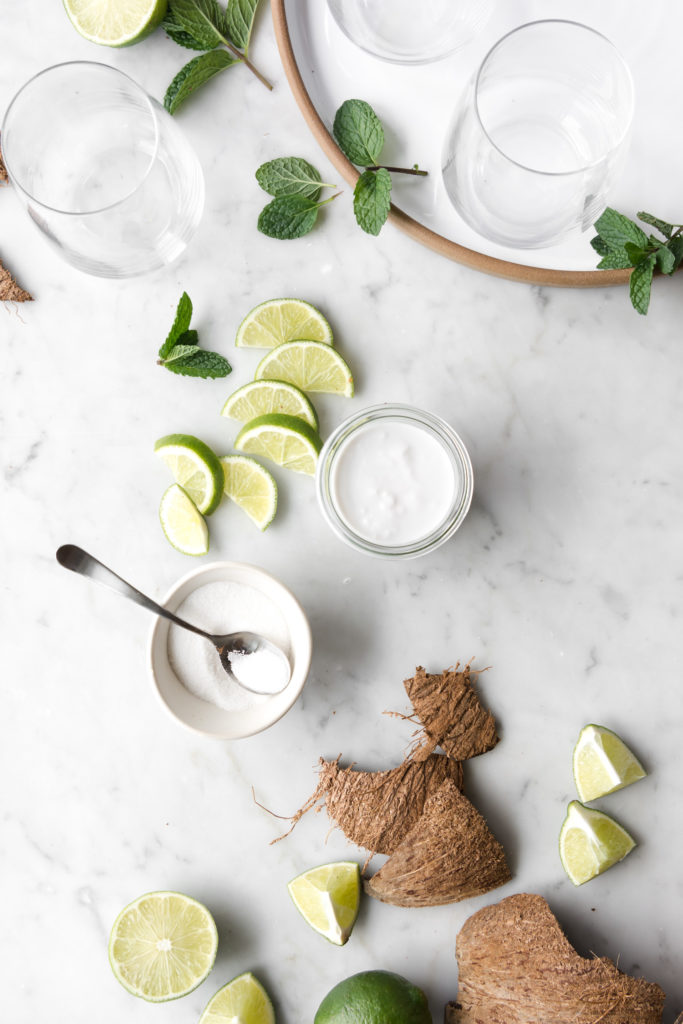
(148, 562), (312, 739)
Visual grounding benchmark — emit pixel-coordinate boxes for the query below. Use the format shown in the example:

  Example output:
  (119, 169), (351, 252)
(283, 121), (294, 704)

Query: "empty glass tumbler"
(442, 21), (634, 248)
(1, 62), (204, 277)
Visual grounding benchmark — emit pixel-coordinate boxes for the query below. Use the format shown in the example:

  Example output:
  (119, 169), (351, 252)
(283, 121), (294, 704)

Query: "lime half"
(219, 455), (278, 530)
(573, 724), (646, 802)
(108, 891), (218, 1001)
(155, 434), (224, 515)
(159, 484), (209, 556)
(199, 972), (275, 1024)
(63, 0), (167, 46)
(288, 861), (360, 946)
(255, 341), (354, 396)
(559, 801), (636, 886)
(236, 298), (333, 349)
(235, 414), (322, 476)
(222, 379), (319, 430)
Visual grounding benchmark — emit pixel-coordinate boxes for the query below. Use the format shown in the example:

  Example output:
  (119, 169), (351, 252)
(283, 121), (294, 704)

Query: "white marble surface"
(2, 2), (683, 1022)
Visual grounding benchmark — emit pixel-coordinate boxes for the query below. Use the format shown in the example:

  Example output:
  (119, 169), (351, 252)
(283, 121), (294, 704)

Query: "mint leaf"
(163, 6), (211, 49)
(258, 195), (319, 239)
(166, 0), (229, 49)
(164, 50), (238, 114)
(333, 99), (384, 167)
(353, 168), (391, 235)
(159, 293), (193, 358)
(163, 343), (202, 363)
(164, 349), (232, 378)
(226, 0), (260, 52)
(655, 245), (676, 275)
(590, 236), (610, 258)
(624, 242), (647, 266)
(637, 211), (674, 239)
(629, 254), (656, 315)
(594, 207), (648, 251)
(668, 235), (683, 269)
(597, 248), (632, 270)
(256, 157), (324, 199)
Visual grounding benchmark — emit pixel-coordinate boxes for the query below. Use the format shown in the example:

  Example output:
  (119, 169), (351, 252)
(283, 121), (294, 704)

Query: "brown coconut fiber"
(445, 892), (665, 1024)
(1, 259), (32, 302)
(364, 778), (510, 907)
(405, 665), (498, 761)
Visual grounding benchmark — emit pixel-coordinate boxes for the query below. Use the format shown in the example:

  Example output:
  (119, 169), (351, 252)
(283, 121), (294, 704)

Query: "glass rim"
(473, 19), (635, 178)
(316, 403), (474, 559)
(0, 60), (160, 216)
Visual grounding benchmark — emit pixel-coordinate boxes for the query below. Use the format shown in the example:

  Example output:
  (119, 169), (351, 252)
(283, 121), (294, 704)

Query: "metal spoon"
(56, 545), (291, 695)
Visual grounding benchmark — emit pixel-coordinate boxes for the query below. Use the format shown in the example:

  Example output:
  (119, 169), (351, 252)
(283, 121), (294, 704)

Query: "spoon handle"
(56, 544), (216, 642)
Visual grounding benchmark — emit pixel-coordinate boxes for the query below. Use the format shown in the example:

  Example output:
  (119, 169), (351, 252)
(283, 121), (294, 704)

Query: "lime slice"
(219, 455), (278, 530)
(199, 972), (275, 1024)
(235, 414), (323, 476)
(159, 484), (209, 556)
(288, 861), (361, 946)
(221, 379), (319, 430)
(573, 724), (646, 802)
(155, 434), (224, 515)
(63, 0), (167, 46)
(236, 298), (333, 349)
(559, 801), (635, 886)
(255, 341), (354, 397)
(108, 891), (218, 1001)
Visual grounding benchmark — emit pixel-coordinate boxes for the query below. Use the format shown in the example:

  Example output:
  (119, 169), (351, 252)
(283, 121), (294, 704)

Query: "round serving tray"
(271, 0), (678, 288)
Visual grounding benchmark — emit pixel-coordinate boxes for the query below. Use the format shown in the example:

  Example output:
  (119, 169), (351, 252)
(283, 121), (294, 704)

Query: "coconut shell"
(364, 779), (510, 907)
(405, 665), (498, 761)
(0, 144), (7, 184)
(447, 892), (665, 1024)
(1, 259), (32, 302)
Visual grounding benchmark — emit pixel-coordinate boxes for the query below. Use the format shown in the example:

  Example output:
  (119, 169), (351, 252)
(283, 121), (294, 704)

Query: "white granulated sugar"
(167, 580), (291, 711)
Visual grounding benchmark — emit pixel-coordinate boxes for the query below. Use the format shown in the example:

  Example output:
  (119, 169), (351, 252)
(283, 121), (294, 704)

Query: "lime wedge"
(219, 455), (278, 530)
(573, 724), (646, 802)
(155, 434), (224, 515)
(235, 414), (322, 476)
(222, 379), (319, 430)
(159, 484), (209, 556)
(108, 891), (218, 1001)
(199, 972), (275, 1024)
(288, 861), (361, 946)
(559, 801), (635, 886)
(255, 341), (354, 396)
(236, 298), (333, 349)
(63, 0), (167, 46)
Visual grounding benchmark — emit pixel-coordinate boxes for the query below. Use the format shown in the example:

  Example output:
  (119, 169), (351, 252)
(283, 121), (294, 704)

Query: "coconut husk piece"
(272, 753), (464, 855)
(0, 142), (8, 185)
(404, 664), (498, 761)
(445, 892), (665, 1024)
(364, 779), (510, 907)
(1, 258), (32, 302)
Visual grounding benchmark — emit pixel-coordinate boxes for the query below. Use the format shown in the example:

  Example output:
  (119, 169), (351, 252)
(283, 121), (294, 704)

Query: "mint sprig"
(158, 293), (232, 378)
(592, 207), (683, 314)
(162, 0), (271, 114)
(257, 192), (341, 240)
(353, 168), (392, 236)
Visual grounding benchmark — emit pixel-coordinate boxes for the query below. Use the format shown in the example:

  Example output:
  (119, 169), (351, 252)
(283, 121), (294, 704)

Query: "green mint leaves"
(158, 293), (232, 378)
(256, 157), (326, 200)
(163, 0), (270, 115)
(592, 207), (683, 315)
(255, 158), (341, 239)
(332, 98), (426, 236)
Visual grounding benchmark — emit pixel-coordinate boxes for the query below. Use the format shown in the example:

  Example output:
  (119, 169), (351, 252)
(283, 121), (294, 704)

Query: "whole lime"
(314, 970), (432, 1024)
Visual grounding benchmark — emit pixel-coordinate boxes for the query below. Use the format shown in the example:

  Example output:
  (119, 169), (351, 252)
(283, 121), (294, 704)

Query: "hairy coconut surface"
(405, 665), (498, 761)
(448, 892), (665, 1024)
(364, 779), (510, 907)
(1, 259), (32, 302)
(0, 144), (7, 184)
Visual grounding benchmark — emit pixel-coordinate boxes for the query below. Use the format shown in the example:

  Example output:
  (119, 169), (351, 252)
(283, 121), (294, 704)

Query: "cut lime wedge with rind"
(155, 433), (224, 515)
(159, 484), (209, 556)
(573, 724), (647, 802)
(288, 861), (361, 946)
(236, 297), (333, 349)
(219, 455), (278, 530)
(254, 340), (354, 396)
(108, 891), (218, 1001)
(235, 414), (323, 476)
(199, 972), (275, 1024)
(221, 379), (319, 430)
(559, 801), (636, 886)
(63, 0), (167, 47)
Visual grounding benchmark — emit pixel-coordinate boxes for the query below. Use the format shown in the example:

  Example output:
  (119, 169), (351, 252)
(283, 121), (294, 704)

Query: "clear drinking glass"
(327, 0), (494, 64)
(1, 62), (204, 277)
(441, 21), (634, 248)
